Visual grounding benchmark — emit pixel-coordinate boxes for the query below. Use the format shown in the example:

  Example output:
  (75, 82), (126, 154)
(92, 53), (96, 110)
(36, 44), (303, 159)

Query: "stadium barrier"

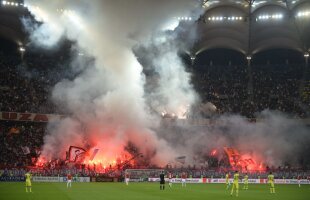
(0, 176), (25, 182)
(148, 178), (205, 183)
(32, 176), (90, 182)
(148, 178), (310, 185)
(92, 177), (114, 182)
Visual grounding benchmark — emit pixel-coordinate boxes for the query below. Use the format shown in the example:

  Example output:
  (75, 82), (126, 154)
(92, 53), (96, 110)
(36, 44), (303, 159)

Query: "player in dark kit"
(160, 171), (165, 190)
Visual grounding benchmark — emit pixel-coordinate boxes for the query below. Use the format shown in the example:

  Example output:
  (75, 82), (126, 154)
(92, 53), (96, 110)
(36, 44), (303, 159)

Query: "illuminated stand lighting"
(2, 1), (25, 7)
(297, 11), (310, 18)
(246, 56), (252, 66)
(177, 17), (192, 21)
(207, 16), (243, 21)
(19, 47), (25, 52)
(257, 14), (283, 21)
(19, 46), (26, 60)
(190, 55), (196, 66)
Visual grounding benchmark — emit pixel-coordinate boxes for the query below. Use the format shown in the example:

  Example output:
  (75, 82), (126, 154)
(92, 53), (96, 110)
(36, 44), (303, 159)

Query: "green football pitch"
(0, 182), (309, 200)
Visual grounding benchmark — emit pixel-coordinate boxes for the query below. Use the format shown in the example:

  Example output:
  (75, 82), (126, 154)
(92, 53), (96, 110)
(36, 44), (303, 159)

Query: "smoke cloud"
(23, 0), (310, 168)
(24, 0), (199, 165)
(157, 110), (310, 167)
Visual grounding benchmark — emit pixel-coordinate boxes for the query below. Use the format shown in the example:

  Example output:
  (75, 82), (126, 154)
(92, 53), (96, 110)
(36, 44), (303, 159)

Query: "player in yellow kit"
(25, 171), (32, 193)
(230, 171), (239, 197)
(243, 173), (248, 190)
(225, 172), (231, 190)
(268, 172), (275, 194)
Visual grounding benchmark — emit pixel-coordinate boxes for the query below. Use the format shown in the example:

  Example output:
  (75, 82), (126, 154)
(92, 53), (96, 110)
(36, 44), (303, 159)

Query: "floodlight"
(19, 47), (25, 52)
(2, 1), (7, 5)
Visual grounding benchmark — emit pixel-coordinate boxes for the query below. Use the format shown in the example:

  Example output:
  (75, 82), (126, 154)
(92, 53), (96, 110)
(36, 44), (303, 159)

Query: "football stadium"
(0, 0), (310, 199)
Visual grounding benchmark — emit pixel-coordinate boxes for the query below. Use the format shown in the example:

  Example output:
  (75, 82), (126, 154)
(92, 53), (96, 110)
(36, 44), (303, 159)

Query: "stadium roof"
(0, 0), (309, 57)
(0, 3), (28, 46)
(190, 0), (310, 56)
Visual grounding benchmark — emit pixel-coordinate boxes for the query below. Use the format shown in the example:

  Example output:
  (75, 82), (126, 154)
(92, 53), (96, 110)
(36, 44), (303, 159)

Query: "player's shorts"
(269, 182), (274, 188)
(160, 180), (165, 184)
(67, 180), (72, 183)
(181, 179), (186, 183)
(244, 181), (248, 184)
(125, 178), (129, 183)
(169, 178), (172, 183)
(25, 180), (31, 187)
(233, 182), (239, 189)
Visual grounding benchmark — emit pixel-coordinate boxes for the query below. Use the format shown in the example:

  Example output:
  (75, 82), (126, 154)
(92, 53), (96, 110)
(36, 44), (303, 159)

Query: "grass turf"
(0, 182), (309, 200)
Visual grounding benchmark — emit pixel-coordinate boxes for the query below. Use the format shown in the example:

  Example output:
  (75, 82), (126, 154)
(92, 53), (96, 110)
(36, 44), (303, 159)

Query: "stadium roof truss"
(192, 0), (310, 56)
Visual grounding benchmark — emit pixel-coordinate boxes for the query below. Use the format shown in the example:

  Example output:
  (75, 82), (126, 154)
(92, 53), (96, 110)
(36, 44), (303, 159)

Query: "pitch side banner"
(148, 178), (310, 184)
(32, 176), (62, 182)
(148, 178), (204, 183)
(274, 179), (309, 184)
(63, 177), (90, 183)
(0, 112), (65, 122)
(33, 176), (90, 182)
(0, 176), (25, 182)
(209, 179), (260, 184)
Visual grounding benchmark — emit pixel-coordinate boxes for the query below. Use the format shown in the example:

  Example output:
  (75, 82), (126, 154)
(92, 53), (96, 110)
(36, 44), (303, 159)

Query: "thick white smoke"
(24, 0), (199, 165)
(24, 0), (310, 169)
(157, 110), (310, 168)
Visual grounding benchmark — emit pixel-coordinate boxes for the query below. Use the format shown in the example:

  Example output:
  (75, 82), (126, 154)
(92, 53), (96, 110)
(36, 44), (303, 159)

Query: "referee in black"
(160, 171), (165, 190)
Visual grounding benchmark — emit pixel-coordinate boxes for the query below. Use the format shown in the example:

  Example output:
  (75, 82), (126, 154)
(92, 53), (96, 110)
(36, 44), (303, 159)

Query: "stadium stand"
(0, 0), (310, 177)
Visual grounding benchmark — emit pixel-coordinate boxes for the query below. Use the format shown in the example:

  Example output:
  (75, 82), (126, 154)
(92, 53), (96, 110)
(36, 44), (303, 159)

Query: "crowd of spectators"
(1, 49), (310, 174)
(0, 121), (45, 168)
(191, 63), (309, 118)
(0, 52), (71, 114)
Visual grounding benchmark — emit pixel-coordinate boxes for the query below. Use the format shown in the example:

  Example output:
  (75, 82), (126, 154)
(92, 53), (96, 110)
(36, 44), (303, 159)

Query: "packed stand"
(191, 64), (308, 118)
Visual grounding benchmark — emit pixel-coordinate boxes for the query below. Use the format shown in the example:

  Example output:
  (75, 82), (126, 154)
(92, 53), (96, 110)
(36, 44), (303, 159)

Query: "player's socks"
(26, 188), (28, 193)
(236, 190), (238, 197)
(29, 188), (32, 193)
(163, 186), (165, 190)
